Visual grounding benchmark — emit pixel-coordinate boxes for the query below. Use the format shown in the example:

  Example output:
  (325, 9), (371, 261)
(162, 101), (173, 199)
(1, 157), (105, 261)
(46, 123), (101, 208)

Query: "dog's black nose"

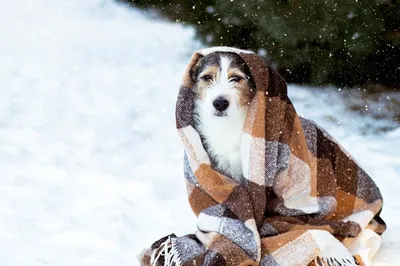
(213, 98), (229, 112)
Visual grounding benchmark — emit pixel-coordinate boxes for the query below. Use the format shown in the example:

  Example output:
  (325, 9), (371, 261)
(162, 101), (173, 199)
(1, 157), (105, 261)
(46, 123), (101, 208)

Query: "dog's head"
(191, 52), (255, 123)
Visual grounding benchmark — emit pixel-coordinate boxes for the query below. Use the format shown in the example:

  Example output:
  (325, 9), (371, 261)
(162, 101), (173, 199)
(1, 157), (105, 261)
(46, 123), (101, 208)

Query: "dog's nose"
(213, 98), (230, 112)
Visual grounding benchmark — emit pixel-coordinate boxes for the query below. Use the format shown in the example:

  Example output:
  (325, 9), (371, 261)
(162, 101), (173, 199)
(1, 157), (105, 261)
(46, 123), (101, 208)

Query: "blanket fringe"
(150, 235), (182, 266)
(311, 256), (361, 266)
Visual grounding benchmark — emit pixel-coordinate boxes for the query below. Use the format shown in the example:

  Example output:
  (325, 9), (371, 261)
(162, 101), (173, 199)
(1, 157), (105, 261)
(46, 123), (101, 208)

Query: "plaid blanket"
(138, 47), (386, 266)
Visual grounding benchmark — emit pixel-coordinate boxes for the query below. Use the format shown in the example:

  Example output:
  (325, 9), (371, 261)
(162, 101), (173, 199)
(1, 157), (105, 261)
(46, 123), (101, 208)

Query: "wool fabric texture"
(139, 47), (386, 266)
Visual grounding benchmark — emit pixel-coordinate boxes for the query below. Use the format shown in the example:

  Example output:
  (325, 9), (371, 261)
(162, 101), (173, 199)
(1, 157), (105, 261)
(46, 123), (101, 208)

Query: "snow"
(0, 0), (398, 265)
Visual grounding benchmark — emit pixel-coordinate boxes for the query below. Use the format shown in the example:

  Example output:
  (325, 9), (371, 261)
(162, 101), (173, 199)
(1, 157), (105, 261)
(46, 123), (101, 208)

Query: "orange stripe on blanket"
(288, 114), (311, 164)
(188, 185), (217, 216)
(261, 230), (318, 256)
(209, 234), (255, 265)
(328, 190), (357, 220)
(243, 91), (266, 138)
(194, 163), (236, 203)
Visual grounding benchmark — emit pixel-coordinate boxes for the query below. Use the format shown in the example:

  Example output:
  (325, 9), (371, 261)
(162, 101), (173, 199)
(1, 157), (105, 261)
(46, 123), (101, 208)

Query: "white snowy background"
(0, 0), (399, 265)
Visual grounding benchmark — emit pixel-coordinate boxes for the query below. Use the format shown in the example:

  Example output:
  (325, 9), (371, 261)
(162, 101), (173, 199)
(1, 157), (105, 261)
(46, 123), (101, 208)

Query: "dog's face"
(192, 52), (255, 122)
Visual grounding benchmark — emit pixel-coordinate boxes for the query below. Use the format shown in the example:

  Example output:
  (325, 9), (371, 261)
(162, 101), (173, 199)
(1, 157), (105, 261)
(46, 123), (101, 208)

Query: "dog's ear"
(190, 63), (198, 83)
(190, 58), (203, 83)
(182, 53), (203, 89)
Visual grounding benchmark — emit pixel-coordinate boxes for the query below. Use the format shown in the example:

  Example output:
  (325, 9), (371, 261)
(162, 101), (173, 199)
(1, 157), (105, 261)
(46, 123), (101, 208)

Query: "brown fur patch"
(195, 65), (219, 100)
(227, 68), (255, 108)
(192, 63), (255, 104)
(236, 80), (254, 108)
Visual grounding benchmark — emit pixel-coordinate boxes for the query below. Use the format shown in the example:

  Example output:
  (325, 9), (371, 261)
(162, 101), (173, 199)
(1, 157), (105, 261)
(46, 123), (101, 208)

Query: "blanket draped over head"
(139, 47), (386, 266)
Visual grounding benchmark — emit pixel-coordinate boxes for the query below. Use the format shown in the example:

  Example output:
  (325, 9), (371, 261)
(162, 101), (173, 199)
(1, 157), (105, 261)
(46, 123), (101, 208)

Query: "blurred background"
(123, 0), (399, 89)
(0, 0), (398, 265)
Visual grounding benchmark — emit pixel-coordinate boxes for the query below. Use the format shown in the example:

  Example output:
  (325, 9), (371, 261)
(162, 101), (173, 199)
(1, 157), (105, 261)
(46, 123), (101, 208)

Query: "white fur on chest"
(195, 114), (245, 183)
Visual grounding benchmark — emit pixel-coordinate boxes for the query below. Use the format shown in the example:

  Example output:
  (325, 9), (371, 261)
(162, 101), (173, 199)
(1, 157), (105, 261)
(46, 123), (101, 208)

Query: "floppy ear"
(190, 60), (201, 84)
(176, 52), (203, 129)
(181, 52), (203, 89)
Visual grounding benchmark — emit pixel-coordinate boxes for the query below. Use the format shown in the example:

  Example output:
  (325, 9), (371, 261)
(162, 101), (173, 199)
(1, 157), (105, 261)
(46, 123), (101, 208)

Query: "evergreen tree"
(121, 0), (399, 89)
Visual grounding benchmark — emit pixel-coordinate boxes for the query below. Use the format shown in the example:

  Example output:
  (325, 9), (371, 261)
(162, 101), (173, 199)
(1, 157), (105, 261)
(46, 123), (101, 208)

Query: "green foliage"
(121, 0), (399, 88)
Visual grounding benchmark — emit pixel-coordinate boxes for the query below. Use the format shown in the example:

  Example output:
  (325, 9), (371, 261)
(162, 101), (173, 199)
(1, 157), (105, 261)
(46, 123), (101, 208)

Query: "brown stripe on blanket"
(352, 196), (382, 216)
(239, 53), (269, 93)
(277, 100), (296, 144)
(263, 98), (311, 166)
(265, 216), (335, 235)
(188, 184), (217, 216)
(316, 156), (336, 198)
(266, 65), (289, 99)
(247, 181), (267, 227)
(308, 150), (319, 198)
(243, 91), (266, 138)
(194, 164), (236, 203)
(291, 224), (333, 233)
(224, 186), (255, 222)
(242, 91), (258, 135)
(208, 234), (255, 266)
(330, 148), (375, 221)
(264, 96), (286, 141)
(238, 259), (258, 266)
(261, 230), (311, 254)
(328, 190), (358, 220)
(334, 145), (359, 199)
(288, 114), (311, 163)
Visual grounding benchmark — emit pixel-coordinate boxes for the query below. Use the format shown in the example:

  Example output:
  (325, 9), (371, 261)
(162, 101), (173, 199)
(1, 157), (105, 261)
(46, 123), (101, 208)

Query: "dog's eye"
(230, 76), (243, 83)
(200, 75), (212, 81)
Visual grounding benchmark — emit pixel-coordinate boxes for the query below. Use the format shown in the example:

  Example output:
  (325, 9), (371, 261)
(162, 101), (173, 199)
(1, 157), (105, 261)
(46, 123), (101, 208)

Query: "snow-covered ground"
(0, 0), (398, 265)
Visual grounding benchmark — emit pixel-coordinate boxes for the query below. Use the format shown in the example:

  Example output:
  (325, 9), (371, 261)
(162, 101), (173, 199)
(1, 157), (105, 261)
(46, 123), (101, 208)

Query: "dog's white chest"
(200, 119), (244, 183)
(217, 149), (242, 183)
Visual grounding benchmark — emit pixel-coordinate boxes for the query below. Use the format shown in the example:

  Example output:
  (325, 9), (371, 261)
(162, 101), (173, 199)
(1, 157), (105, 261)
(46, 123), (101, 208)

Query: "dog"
(191, 52), (256, 183)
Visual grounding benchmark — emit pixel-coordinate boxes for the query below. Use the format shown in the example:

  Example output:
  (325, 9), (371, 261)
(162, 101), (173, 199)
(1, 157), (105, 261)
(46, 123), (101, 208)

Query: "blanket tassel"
(150, 236), (182, 266)
(310, 256), (363, 266)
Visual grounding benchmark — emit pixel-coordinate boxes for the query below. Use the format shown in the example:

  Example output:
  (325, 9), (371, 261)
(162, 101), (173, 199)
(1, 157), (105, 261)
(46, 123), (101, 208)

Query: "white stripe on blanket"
(197, 213), (223, 232)
(348, 229), (381, 266)
(311, 230), (355, 259)
(179, 126), (211, 170)
(342, 210), (374, 231)
(245, 219), (261, 261)
(283, 186), (319, 214)
(199, 46), (254, 56)
(241, 133), (266, 186)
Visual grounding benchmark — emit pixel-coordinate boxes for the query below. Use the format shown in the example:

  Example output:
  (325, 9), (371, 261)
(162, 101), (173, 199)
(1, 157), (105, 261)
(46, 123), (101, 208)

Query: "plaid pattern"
(139, 47), (386, 266)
